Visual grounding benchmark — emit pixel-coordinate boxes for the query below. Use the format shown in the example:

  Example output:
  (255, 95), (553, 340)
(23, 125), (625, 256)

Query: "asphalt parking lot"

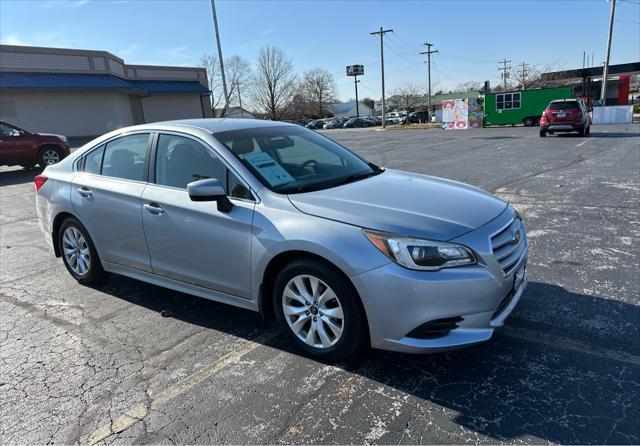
(1, 123), (638, 444)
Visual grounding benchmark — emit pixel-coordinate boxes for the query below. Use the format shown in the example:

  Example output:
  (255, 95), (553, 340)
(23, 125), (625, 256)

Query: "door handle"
(144, 202), (165, 215)
(77, 186), (92, 198)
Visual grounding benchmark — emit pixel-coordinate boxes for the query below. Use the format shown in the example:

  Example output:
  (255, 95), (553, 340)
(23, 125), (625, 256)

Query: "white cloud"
(44, 0), (90, 10)
(118, 44), (140, 57)
(0, 35), (27, 46)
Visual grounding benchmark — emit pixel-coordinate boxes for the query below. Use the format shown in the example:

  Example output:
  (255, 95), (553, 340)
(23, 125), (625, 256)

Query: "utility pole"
(583, 51), (586, 69)
(210, 0), (230, 114)
(498, 59), (511, 91)
(600, 0), (616, 105)
(420, 42), (438, 122)
(370, 27), (393, 128)
(519, 62), (529, 89)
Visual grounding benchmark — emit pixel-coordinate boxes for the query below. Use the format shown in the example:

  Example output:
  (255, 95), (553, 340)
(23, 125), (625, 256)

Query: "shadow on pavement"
(0, 167), (42, 187)
(94, 276), (640, 444)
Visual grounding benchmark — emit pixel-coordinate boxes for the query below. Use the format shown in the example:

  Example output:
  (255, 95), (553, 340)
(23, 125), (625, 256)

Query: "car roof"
(550, 99), (579, 103)
(119, 118), (295, 135)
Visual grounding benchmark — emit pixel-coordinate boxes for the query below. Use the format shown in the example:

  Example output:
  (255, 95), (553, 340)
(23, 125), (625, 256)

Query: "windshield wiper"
(329, 170), (380, 188)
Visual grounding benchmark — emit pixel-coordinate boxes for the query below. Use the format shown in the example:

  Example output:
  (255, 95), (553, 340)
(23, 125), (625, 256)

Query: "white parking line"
(88, 330), (279, 445)
(576, 139), (590, 147)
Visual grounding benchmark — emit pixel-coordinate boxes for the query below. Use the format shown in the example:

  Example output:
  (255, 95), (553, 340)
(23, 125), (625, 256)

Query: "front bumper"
(352, 208), (528, 354)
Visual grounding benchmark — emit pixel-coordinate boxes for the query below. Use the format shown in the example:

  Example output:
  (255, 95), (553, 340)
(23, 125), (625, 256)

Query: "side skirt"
(102, 261), (259, 312)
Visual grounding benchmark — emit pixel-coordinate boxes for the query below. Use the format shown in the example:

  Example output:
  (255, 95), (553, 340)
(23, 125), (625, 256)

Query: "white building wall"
(0, 91), (134, 137)
(141, 94), (203, 123)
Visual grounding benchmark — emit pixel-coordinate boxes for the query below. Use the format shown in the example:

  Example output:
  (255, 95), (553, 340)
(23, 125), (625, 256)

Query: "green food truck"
(483, 86), (573, 127)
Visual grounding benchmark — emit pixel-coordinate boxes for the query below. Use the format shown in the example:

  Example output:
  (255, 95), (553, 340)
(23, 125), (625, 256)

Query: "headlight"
(363, 230), (476, 271)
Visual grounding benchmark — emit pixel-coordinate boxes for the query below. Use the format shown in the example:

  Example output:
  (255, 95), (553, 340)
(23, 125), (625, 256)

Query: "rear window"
(549, 101), (580, 110)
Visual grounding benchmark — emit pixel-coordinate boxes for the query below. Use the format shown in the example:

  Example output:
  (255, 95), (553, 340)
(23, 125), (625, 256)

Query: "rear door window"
(101, 134), (150, 181)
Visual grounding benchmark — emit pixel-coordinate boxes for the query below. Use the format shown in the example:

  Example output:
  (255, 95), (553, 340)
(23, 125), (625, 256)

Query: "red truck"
(0, 121), (70, 169)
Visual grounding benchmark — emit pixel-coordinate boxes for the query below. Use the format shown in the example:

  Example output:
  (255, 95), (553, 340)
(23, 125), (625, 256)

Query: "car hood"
(288, 169), (507, 241)
(36, 133), (65, 140)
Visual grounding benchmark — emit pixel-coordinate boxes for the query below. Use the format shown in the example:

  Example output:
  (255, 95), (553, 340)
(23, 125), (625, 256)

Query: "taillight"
(34, 175), (48, 191)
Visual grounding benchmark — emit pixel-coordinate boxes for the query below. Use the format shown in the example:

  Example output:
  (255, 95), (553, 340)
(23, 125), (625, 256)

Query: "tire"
(274, 258), (366, 361)
(58, 217), (107, 285)
(523, 117), (534, 127)
(578, 126), (585, 137)
(539, 130), (547, 137)
(585, 125), (591, 136)
(39, 146), (62, 166)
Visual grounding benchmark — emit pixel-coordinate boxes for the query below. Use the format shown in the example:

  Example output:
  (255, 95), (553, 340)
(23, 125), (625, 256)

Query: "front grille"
(406, 316), (463, 339)
(491, 216), (526, 275)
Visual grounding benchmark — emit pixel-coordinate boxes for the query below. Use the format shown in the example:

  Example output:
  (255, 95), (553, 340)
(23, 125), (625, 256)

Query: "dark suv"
(408, 111), (429, 124)
(0, 121), (70, 168)
(539, 99), (591, 137)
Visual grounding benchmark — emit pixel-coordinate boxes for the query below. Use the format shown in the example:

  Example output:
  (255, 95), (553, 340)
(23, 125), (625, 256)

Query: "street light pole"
(370, 27), (393, 128)
(210, 0), (230, 113)
(600, 0), (616, 105)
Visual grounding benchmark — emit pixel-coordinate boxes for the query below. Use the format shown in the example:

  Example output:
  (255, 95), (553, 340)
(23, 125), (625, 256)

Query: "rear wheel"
(578, 126), (585, 137)
(58, 217), (106, 285)
(523, 117), (535, 127)
(585, 125), (591, 136)
(39, 146), (62, 166)
(539, 130), (547, 137)
(274, 259), (366, 361)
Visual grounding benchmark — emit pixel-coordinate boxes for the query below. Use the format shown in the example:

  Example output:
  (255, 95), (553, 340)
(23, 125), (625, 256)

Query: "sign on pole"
(346, 65), (364, 76)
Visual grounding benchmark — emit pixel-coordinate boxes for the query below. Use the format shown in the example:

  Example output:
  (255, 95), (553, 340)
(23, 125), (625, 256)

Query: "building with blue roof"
(328, 101), (375, 118)
(0, 45), (212, 138)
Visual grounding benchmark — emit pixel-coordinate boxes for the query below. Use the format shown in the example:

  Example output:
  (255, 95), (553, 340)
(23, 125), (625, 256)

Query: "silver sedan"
(35, 119), (527, 360)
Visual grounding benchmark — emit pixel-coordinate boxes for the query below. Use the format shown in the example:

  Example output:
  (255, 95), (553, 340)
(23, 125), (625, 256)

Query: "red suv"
(539, 99), (591, 137)
(0, 121), (70, 169)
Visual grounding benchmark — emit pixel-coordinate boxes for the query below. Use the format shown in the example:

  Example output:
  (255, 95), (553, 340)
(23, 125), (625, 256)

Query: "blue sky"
(1, 0), (639, 101)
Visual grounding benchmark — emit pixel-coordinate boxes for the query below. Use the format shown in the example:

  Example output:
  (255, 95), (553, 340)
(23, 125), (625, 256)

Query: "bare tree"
(508, 61), (568, 90)
(225, 55), (252, 109)
(390, 82), (424, 111)
(301, 68), (337, 117)
(454, 81), (482, 92)
(248, 46), (297, 120)
(199, 54), (224, 112)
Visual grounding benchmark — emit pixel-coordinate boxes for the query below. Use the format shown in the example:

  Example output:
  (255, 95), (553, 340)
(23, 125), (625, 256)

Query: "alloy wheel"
(282, 274), (344, 349)
(62, 226), (91, 276)
(42, 149), (60, 165)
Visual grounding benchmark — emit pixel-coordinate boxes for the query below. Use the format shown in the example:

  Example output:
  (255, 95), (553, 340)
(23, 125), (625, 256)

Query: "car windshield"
(549, 101), (580, 110)
(214, 126), (381, 194)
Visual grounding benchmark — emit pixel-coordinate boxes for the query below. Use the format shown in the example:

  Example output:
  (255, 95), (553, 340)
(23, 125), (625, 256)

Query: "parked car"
(539, 99), (591, 137)
(408, 111), (429, 124)
(0, 121), (70, 168)
(35, 119), (527, 360)
(305, 119), (326, 130)
(362, 116), (381, 126)
(343, 118), (370, 128)
(323, 118), (347, 129)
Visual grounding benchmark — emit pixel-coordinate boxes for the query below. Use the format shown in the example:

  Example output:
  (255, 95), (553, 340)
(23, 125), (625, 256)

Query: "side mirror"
(187, 178), (233, 213)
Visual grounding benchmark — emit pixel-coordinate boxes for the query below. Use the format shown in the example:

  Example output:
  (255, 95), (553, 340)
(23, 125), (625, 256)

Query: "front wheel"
(524, 117), (534, 127)
(59, 217), (106, 285)
(274, 259), (366, 361)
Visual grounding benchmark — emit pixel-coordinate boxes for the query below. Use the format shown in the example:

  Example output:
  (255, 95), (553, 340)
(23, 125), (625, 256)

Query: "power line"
(370, 27), (393, 127)
(498, 59), (511, 91)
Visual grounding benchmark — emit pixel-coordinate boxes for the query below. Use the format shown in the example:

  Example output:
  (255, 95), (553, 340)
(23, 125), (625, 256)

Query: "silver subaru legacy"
(35, 119), (527, 360)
